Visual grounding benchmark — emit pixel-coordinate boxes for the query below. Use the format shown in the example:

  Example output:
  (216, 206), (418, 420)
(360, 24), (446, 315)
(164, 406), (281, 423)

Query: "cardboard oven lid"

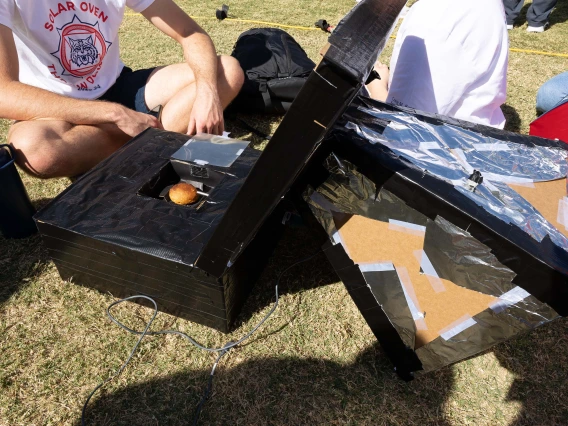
(195, 0), (408, 276)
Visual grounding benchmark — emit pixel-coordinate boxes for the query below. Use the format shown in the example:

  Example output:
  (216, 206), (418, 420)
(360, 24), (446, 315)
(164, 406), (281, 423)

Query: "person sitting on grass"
(0, 0), (244, 179)
(536, 71), (568, 114)
(366, 0), (509, 129)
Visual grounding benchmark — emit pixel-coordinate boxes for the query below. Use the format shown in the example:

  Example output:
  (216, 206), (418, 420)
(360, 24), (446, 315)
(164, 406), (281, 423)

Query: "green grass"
(2, 1), (568, 425)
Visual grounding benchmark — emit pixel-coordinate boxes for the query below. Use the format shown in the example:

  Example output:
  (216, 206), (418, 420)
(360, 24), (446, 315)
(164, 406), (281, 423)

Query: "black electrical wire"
(81, 250), (321, 425)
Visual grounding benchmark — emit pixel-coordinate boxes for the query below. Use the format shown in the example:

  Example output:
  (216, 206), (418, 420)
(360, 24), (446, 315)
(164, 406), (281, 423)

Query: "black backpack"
(230, 28), (316, 115)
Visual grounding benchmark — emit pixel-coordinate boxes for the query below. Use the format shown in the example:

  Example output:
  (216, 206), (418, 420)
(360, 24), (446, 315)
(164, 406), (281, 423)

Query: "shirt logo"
(51, 15), (111, 78)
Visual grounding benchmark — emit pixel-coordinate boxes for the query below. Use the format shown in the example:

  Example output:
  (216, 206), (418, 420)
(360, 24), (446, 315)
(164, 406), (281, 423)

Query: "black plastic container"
(0, 144), (37, 239)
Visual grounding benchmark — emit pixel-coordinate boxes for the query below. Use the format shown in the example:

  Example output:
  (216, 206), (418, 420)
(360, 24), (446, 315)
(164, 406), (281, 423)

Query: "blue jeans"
(503, 0), (558, 26)
(536, 71), (568, 114)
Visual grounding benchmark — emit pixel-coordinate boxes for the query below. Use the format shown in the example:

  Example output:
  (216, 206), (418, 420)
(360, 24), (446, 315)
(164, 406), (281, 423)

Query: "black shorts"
(98, 66), (157, 114)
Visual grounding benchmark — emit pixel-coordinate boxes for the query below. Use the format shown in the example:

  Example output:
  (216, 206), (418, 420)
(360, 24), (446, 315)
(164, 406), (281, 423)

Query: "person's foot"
(506, 24), (513, 30)
(527, 22), (549, 32)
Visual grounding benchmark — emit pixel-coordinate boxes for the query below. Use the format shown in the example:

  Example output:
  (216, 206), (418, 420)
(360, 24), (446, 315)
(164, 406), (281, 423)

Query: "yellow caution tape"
(125, 13), (319, 30)
(125, 13), (568, 58)
(222, 18), (320, 30)
(510, 47), (568, 58)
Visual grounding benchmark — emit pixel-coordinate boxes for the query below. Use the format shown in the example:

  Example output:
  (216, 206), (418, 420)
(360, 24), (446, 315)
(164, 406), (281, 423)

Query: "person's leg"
(503, 0), (526, 25)
(526, 0), (557, 27)
(536, 71), (568, 114)
(8, 120), (129, 178)
(144, 55), (244, 133)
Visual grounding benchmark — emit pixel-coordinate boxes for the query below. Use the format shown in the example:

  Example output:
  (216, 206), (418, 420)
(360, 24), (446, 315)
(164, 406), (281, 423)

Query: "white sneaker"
(527, 23), (549, 32)
(506, 24), (513, 30)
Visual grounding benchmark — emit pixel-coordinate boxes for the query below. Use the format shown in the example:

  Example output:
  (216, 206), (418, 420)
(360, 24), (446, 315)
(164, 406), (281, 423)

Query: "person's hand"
(113, 106), (163, 137)
(187, 83), (224, 136)
(374, 60), (390, 82)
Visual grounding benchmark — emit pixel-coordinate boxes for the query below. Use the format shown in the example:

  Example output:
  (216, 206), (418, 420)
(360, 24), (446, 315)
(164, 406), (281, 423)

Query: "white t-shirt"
(387, 0), (509, 129)
(0, 0), (155, 99)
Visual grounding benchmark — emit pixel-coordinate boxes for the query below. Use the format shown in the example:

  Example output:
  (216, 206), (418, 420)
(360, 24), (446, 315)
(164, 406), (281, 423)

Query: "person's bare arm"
(142, 0), (224, 135)
(0, 25), (161, 137)
(366, 61), (390, 102)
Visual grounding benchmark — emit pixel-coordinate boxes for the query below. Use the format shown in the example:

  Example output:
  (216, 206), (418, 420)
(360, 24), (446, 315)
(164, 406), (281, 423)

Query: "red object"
(529, 102), (568, 143)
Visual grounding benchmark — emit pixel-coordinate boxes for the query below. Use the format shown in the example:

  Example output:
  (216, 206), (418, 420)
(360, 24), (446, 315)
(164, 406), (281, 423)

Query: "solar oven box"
(34, 131), (287, 332)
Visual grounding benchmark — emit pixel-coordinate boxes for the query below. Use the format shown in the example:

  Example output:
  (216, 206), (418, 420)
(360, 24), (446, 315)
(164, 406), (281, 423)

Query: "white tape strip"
(451, 149), (474, 174)
(472, 143), (511, 151)
(388, 219), (426, 236)
(396, 266), (425, 323)
(359, 262), (395, 272)
(331, 230), (343, 246)
(194, 159), (209, 165)
(490, 286), (531, 314)
(331, 229), (352, 258)
(236, 149), (244, 156)
(440, 316), (477, 340)
(413, 250), (446, 293)
(557, 197), (568, 230)
(419, 142), (442, 150)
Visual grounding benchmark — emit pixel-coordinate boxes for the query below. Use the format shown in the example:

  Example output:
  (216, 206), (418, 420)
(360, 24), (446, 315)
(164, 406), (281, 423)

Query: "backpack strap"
(259, 80), (273, 112)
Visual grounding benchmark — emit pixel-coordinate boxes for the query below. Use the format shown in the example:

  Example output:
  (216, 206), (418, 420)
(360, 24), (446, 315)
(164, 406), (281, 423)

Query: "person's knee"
(9, 129), (67, 179)
(219, 55), (244, 95)
(536, 72), (568, 114)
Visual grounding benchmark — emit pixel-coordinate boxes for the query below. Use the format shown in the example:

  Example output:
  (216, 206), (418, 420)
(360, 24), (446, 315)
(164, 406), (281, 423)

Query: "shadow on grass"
(0, 198), (52, 306)
(225, 113), (281, 148)
(233, 222), (338, 328)
(502, 103), (522, 133)
(550, 0), (568, 28)
(78, 342), (455, 426)
(493, 319), (568, 425)
(0, 234), (49, 305)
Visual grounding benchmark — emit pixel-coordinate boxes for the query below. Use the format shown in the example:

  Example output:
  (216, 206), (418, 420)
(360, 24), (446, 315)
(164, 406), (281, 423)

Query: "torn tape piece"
(472, 143), (511, 152)
(396, 266), (425, 323)
(453, 149), (535, 186)
(454, 149), (536, 186)
(388, 219), (426, 237)
(387, 121), (408, 131)
(483, 172), (534, 187)
(562, 197), (568, 230)
(451, 149), (474, 174)
(413, 250), (446, 293)
(490, 286), (531, 314)
(359, 262), (395, 272)
(439, 315), (477, 341)
(557, 197), (568, 230)
(419, 142), (442, 150)
(331, 229), (343, 246)
(415, 318), (428, 330)
(194, 160), (209, 165)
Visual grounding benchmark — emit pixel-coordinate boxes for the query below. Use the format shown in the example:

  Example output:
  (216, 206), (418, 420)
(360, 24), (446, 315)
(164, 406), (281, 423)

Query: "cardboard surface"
(509, 178), (568, 238)
(335, 214), (497, 348)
